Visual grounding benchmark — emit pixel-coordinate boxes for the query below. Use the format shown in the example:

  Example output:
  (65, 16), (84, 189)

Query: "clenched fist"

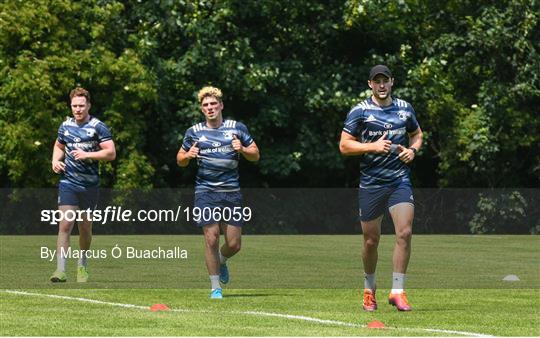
(186, 142), (199, 159)
(232, 134), (243, 153)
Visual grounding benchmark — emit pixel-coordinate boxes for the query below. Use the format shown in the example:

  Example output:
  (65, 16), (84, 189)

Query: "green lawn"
(0, 235), (539, 336)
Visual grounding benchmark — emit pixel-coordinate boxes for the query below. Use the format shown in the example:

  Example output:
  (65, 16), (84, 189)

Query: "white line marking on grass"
(2, 290), (492, 337)
(4, 289), (149, 310)
(418, 328), (493, 337)
(240, 310), (364, 328)
(238, 310), (493, 337)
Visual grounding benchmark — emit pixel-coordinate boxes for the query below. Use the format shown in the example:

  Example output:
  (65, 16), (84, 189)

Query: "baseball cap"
(369, 65), (392, 80)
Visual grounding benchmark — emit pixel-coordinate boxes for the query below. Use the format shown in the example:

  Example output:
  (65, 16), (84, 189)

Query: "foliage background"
(1, 0), (538, 189)
(0, 1), (539, 233)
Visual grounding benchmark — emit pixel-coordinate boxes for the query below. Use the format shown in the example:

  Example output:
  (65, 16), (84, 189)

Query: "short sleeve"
(343, 107), (364, 137)
(406, 104), (420, 133)
(181, 127), (197, 151)
(96, 122), (113, 143)
(236, 122), (254, 147)
(57, 124), (66, 145)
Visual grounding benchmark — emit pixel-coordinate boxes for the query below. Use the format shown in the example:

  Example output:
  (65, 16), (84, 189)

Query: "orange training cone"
(367, 320), (385, 329)
(150, 303), (170, 312)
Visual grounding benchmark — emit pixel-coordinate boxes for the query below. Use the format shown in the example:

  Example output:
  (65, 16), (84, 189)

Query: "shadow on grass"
(223, 293), (291, 298)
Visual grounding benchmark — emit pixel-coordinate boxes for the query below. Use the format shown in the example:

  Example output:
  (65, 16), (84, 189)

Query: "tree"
(0, 0), (157, 188)
(1, 0), (538, 189)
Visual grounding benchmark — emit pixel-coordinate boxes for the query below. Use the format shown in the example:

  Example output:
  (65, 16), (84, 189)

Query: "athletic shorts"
(193, 191), (244, 227)
(358, 179), (414, 222)
(58, 181), (99, 211)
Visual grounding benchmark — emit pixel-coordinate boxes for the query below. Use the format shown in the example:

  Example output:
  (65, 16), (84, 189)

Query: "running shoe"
(210, 288), (223, 299)
(362, 289), (377, 311)
(388, 292), (412, 311)
(219, 263), (229, 284)
(77, 265), (89, 283)
(50, 270), (67, 283)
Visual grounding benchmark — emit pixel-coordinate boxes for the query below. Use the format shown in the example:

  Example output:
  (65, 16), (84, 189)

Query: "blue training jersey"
(182, 119), (254, 193)
(57, 116), (112, 187)
(343, 97), (419, 188)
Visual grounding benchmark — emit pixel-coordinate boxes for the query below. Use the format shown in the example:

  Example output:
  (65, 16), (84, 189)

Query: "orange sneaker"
(362, 289), (377, 311)
(388, 292), (412, 311)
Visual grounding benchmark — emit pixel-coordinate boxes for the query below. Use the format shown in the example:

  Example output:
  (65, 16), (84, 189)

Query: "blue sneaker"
(219, 263), (229, 284)
(210, 288), (223, 299)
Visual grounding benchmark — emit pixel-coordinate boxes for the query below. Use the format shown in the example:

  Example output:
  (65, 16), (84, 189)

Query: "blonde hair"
(197, 86), (223, 103)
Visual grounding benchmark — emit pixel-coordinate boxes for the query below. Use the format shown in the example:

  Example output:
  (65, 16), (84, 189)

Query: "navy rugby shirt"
(343, 97), (419, 188)
(57, 116), (112, 187)
(182, 120), (254, 193)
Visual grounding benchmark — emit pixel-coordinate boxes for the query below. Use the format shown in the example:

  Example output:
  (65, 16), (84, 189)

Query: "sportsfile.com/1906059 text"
(40, 206), (252, 225)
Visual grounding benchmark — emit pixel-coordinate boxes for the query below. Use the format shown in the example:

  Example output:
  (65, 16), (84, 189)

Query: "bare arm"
(408, 127), (423, 151)
(339, 131), (391, 156)
(52, 140), (66, 173)
(71, 140), (116, 162)
(396, 127), (423, 164)
(177, 142), (199, 167)
(236, 142), (260, 162)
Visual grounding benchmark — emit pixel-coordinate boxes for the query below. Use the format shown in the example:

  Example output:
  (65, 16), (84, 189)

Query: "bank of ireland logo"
(212, 141), (222, 147)
(74, 137), (81, 142)
(384, 123), (393, 129)
(223, 131), (233, 140)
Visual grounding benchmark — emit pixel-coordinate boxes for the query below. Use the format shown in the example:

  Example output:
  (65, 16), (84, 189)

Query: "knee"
(228, 240), (241, 253)
(396, 227), (412, 243)
(364, 236), (380, 250)
(205, 234), (219, 249)
(78, 224), (92, 235)
(58, 222), (73, 235)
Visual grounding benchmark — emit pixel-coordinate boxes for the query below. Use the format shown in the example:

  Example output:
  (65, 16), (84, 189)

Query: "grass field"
(1, 235), (539, 336)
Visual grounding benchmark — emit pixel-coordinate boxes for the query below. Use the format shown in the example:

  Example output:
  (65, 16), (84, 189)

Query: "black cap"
(369, 65), (392, 80)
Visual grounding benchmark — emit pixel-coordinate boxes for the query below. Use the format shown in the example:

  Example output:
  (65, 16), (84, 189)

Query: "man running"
(50, 87), (116, 283)
(177, 86), (260, 299)
(339, 65), (423, 311)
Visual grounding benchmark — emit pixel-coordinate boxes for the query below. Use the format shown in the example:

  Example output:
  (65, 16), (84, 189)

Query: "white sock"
(391, 272), (406, 293)
(56, 251), (66, 272)
(210, 275), (221, 290)
(219, 251), (228, 265)
(78, 250), (87, 267)
(364, 273), (376, 290)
